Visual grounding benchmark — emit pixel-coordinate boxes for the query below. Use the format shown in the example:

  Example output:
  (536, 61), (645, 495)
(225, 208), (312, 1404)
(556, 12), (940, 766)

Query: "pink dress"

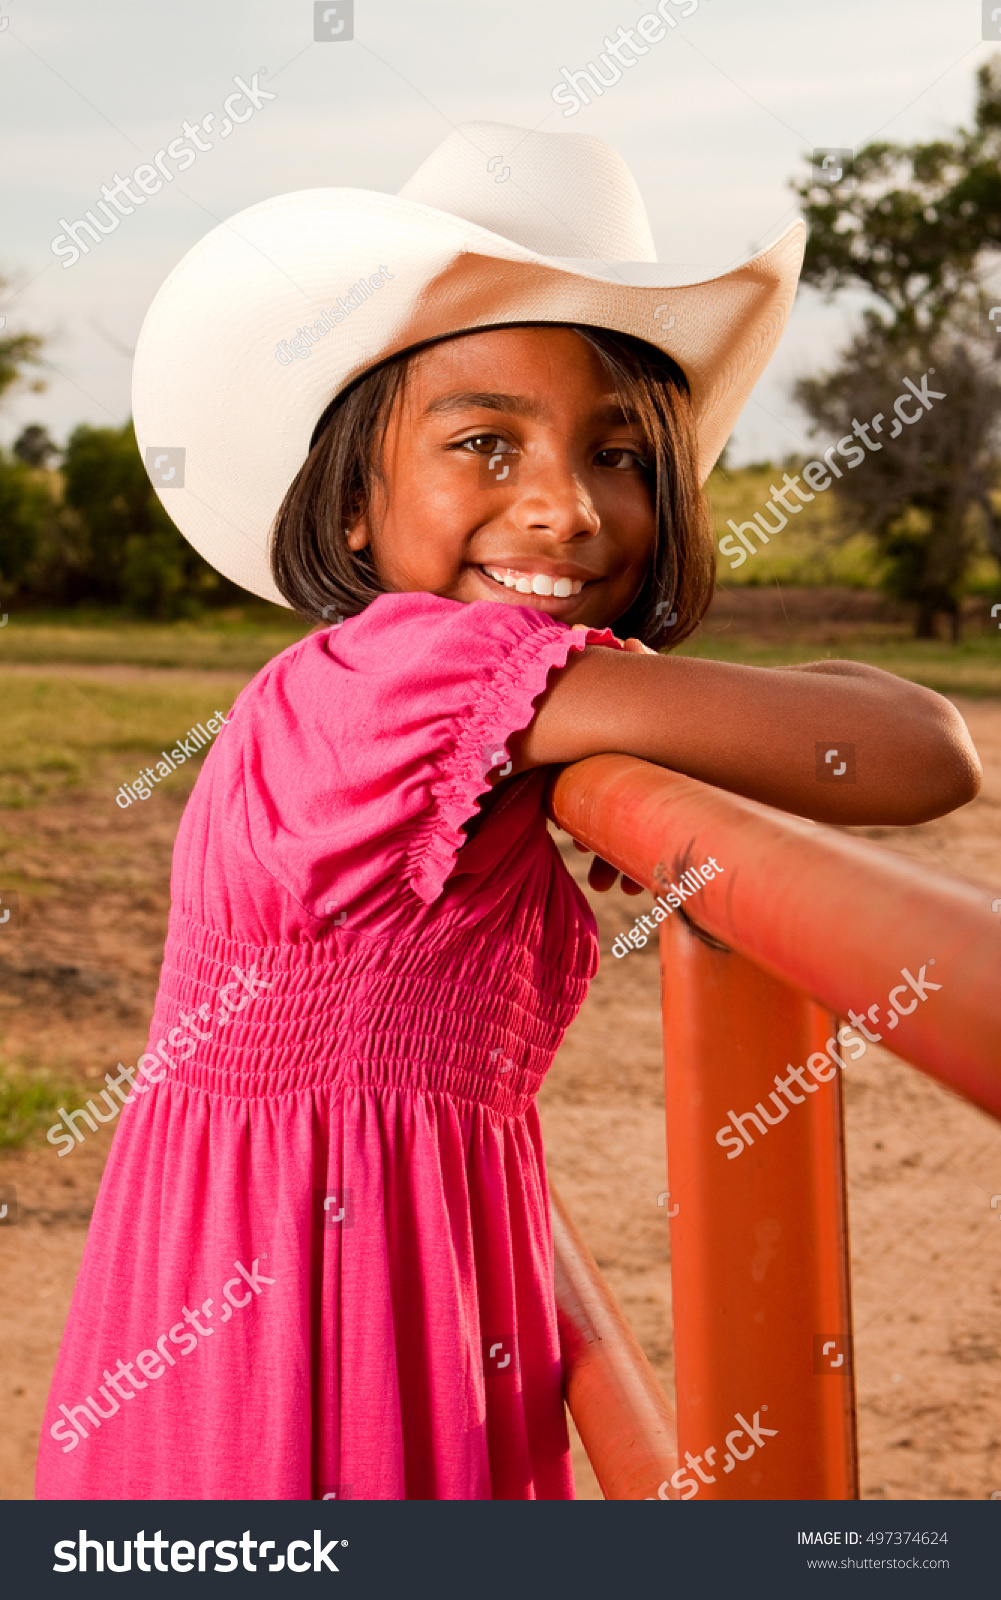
(36, 592), (622, 1501)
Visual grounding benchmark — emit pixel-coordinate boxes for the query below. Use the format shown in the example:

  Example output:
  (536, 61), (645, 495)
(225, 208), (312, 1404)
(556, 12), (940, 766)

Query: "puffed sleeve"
(233, 590), (623, 916)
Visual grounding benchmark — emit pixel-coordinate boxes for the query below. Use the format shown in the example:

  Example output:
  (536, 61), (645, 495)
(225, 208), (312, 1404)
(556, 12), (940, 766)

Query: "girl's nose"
(510, 458), (601, 543)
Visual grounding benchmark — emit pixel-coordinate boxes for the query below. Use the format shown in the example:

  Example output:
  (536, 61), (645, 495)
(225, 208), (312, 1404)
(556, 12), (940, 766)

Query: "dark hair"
(270, 324), (715, 648)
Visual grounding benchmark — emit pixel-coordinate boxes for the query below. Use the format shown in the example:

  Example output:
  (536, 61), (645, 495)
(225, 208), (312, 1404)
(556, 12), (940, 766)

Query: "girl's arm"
(507, 646), (981, 826)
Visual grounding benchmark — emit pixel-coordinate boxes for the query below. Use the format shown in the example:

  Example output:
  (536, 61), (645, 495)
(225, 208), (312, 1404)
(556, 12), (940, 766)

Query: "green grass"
(0, 606), (307, 671)
(0, 670), (251, 807)
(0, 1065), (82, 1150)
(0, 583), (998, 814)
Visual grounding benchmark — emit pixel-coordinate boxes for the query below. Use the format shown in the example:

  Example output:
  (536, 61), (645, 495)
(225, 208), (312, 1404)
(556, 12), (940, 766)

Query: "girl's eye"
(596, 447), (649, 471)
(458, 435), (513, 456)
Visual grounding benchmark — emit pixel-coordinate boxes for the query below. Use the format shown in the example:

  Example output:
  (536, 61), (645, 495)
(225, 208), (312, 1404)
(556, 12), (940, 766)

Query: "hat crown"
(397, 121), (658, 262)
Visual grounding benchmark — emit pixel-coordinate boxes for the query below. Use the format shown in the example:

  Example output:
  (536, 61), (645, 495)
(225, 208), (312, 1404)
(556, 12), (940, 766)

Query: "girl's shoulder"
(241, 591), (615, 710)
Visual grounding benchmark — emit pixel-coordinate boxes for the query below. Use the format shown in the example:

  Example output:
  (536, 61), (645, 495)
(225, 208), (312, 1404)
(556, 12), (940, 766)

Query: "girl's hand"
(570, 636), (651, 895)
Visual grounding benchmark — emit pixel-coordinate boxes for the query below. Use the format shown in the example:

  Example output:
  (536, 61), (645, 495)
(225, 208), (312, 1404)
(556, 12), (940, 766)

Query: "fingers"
(573, 841), (647, 895)
(587, 855), (620, 893)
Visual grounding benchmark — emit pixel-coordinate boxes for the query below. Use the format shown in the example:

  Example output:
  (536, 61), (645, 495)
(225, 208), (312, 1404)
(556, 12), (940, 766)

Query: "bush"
(0, 420), (244, 617)
(0, 450), (61, 596)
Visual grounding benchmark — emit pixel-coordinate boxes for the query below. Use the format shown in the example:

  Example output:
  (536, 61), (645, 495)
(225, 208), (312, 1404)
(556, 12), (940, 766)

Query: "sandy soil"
(1, 666), (999, 1503)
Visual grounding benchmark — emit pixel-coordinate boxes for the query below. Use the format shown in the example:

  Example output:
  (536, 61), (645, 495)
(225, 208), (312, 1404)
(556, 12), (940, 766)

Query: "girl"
(37, 123), (980, 1502)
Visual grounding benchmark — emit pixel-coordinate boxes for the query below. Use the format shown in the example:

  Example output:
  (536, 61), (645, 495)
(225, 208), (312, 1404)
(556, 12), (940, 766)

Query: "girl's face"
(346, 326), (657, 629)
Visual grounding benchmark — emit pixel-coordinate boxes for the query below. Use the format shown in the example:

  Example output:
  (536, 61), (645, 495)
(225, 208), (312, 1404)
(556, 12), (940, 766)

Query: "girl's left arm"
(507, 645), (981, 828)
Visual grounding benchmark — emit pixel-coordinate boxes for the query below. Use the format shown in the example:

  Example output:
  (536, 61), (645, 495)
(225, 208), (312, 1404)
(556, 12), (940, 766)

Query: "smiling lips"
(481, 564), (586, 597)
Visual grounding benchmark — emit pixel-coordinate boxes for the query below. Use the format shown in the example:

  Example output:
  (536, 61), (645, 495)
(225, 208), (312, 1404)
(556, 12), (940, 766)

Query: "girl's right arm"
(505, 645), (981, 828)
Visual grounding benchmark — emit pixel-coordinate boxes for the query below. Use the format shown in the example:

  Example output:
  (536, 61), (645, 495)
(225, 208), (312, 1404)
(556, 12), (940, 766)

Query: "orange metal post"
(551, 1183), (678, 1500)
(545, 754), (1000, 1502)
(660, 917), (857, 1499)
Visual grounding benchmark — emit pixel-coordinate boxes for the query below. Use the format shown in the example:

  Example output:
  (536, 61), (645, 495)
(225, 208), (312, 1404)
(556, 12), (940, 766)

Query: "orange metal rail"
(547, 754), (1001, 1500)
(551, 1184), (678, 1501)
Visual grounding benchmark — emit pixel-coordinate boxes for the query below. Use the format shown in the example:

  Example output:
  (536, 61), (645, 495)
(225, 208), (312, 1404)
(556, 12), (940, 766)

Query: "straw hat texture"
(132, 120), (806, 606)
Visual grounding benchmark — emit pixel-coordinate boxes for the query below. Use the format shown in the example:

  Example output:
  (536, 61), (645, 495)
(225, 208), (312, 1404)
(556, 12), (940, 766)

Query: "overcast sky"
(0, 0), (993, 462)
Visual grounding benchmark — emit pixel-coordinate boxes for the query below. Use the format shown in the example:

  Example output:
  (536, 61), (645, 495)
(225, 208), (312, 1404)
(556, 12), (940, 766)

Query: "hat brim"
(132, 189), (805, 607)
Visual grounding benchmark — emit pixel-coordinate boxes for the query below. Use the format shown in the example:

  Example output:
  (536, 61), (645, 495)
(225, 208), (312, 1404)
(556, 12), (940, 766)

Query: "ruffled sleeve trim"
(406, 620), (623, 905)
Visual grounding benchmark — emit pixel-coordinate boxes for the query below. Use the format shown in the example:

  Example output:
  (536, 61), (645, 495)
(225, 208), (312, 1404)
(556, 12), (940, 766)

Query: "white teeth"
(482, 565), (585, 597)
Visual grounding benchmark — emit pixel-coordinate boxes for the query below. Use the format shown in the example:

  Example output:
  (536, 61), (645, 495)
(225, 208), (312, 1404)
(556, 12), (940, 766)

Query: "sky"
(0, 0), (995, 463)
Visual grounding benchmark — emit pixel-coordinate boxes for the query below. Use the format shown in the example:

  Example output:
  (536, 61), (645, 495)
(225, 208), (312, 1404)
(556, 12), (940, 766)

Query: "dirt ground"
(1, 651), (1000, 1502)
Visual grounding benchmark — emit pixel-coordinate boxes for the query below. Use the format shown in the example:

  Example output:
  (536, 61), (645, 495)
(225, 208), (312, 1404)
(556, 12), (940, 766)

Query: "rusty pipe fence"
(545, 754), (1001, 1500)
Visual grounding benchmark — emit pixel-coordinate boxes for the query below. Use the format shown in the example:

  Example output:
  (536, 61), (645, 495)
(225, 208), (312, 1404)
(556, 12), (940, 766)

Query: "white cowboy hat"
(133, 120), (806, 607)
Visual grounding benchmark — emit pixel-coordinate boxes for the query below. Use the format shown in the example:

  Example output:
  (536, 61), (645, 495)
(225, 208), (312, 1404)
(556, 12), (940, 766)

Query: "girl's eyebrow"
(420, 390), (640, 426)
(421, 391), (543, 419)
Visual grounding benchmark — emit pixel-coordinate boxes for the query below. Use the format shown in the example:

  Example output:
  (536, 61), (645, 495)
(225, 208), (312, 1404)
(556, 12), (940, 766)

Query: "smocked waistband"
(138, 916), (587, 1114)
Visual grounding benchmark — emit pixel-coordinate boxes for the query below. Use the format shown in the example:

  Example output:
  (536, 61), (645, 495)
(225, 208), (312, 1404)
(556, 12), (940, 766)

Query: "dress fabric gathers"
(36, 592), (623, 1501)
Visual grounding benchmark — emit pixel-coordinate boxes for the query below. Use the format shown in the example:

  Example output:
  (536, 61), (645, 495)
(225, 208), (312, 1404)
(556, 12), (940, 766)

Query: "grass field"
(0, 668), (251, 809)
(0, 606), (306, 671)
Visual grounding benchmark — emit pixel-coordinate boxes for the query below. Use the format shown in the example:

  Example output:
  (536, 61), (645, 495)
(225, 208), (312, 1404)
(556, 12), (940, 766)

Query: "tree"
(792, 57), (1001, 634)
(0, 453), (61, 600)
(61, 420), (238, 616)
(797, 319), (1001, 637)
(0, 276), (46, 406)
(13, 424), (59, 467)
(0, 284), (53, 605)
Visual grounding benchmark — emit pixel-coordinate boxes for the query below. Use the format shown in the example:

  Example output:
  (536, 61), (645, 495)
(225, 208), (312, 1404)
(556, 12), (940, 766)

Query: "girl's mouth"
(479, 564), (587, 598)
